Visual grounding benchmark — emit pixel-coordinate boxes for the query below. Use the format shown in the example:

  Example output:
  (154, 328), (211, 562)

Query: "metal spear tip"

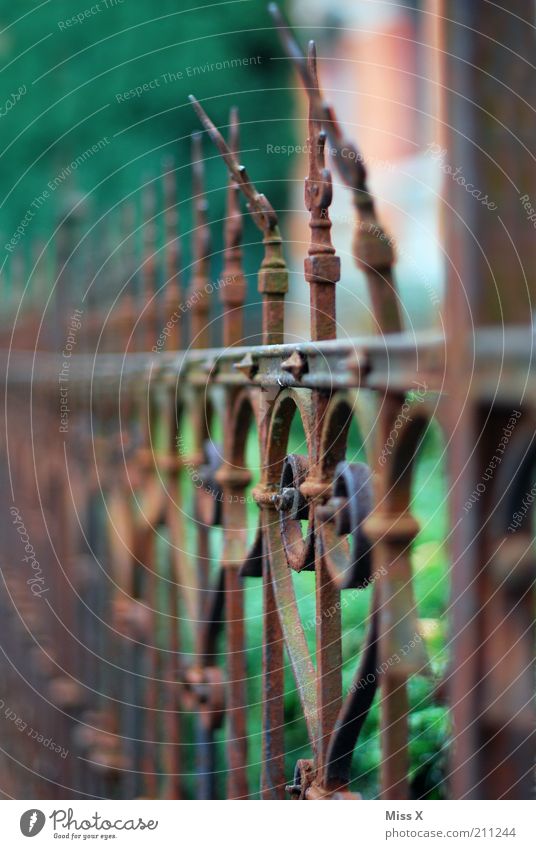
(189, 95), (209, 130)
(191, 131), (205, 172)
(268, 2), (309, 79)
(268, 3), (285, 28)
(142, 176), (156, 220)
(229, 106), (239, 155)
(306, 41), (321, 103)
(190, 97), (232, 162)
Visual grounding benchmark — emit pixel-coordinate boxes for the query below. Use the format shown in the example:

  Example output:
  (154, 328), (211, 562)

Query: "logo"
(20, 810), (46, 837)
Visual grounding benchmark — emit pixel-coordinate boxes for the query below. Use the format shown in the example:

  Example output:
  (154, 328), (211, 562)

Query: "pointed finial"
(189, 95), (278, 235)
(190, 132), (211, 348)
(162, 156), (181, 351)
(141, 176), (158, 351)
(303, 39), (339, 341)
(190, 96), (288, 345)
(222, 106), (245, 347)
(268, 3), (368, 200)
(269, 3), (402, 334)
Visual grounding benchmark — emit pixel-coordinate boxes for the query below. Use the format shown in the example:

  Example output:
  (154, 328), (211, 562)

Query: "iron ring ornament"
(316, 461), (373, 590)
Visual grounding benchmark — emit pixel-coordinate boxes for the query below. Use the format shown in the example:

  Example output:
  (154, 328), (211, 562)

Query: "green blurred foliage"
(0, 0), (295, 318)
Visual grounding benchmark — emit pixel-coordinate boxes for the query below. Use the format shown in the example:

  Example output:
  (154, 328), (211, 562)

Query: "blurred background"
(0, 0), (444, 347)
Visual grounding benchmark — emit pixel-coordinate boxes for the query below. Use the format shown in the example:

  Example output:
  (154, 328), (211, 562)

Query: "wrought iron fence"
(0, 3), (534, 801)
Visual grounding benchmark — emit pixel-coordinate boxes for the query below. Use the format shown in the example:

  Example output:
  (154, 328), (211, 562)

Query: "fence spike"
(142, 177), (158, 352)
(303, 40), (340, 342)
(189, 95), (287, 345)
(269, 2), (402, 333)
(190, 132), (212, 349)
(162, 156), (182, 351)
(119, 202), (137, 356)
(221, 106), (245, 347)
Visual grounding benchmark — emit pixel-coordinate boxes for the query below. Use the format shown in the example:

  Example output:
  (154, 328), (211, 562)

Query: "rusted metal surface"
(0, 2), (534, 803)
(442, 0), (536, 801)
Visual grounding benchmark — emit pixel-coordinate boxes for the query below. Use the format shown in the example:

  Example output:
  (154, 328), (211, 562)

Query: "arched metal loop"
(277, 453), (315, 572)
(196, 439), (223, 527)
(317, 460), (373, 589)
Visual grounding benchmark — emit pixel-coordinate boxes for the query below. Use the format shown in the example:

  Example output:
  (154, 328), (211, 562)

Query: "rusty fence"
(0, 3), (534, 800)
